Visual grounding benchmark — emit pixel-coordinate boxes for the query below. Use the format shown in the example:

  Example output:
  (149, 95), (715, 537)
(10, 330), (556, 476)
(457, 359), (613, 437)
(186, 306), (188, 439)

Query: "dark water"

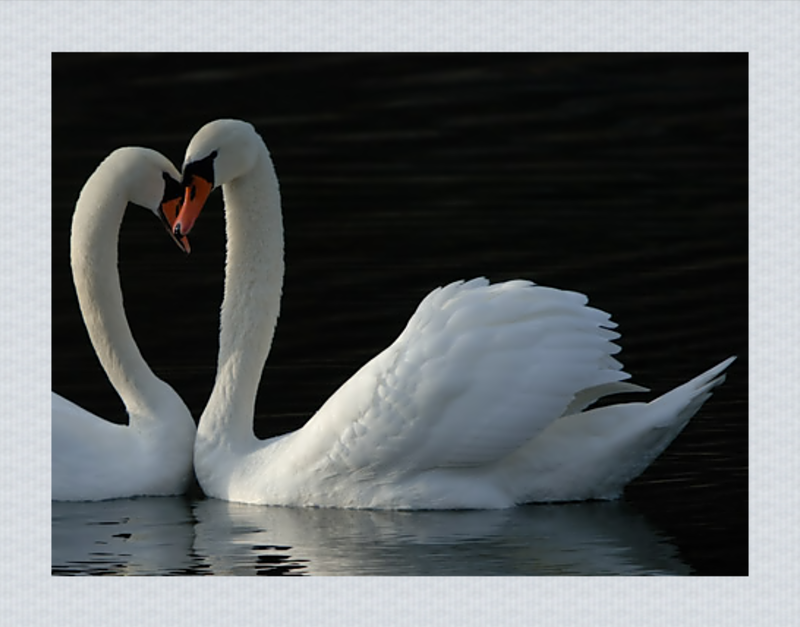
(52, 53), (747, 575)
(52, 497), (692, 576)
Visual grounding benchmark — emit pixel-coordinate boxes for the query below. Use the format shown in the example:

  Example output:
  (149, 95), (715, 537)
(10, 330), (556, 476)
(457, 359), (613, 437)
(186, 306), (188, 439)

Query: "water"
(52, 53), (747, 575)
(52, 496), (692, 576)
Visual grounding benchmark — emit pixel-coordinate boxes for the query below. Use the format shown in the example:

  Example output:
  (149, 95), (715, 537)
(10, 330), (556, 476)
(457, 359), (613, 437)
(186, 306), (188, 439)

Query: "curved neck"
(199, 147), (284, 446)
(70, 169), (166, 421)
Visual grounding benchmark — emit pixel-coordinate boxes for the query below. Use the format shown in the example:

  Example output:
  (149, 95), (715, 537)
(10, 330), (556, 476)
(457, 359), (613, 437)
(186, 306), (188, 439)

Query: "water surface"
(53, 496), (694, 576)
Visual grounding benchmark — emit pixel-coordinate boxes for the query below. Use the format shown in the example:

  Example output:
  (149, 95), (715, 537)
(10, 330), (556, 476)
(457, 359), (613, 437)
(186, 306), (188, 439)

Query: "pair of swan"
(53, 119), (735, 509)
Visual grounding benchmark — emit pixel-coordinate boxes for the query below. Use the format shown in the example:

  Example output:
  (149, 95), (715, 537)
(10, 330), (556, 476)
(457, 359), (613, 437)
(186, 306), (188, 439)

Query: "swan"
(52, 147), (196, 501)
(174, 119), (735, 510)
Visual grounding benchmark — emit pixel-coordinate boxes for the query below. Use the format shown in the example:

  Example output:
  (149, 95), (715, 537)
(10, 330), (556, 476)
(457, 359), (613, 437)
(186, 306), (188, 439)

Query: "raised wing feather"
(291, 278), (632, 477)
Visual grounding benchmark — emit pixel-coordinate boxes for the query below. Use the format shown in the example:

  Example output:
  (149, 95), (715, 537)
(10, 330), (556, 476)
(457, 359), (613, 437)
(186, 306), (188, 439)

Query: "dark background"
(52, 53), (747, 574)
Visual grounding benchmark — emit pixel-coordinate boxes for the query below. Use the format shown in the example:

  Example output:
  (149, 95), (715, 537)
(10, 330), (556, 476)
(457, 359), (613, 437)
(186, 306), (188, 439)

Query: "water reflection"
(53, 497), (690, 576)
(51, 497), (201, 575)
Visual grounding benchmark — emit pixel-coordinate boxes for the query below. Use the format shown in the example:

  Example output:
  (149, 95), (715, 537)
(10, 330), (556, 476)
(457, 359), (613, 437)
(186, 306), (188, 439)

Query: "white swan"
(52, 147), (196, 501)
(175, 119), (735, 510)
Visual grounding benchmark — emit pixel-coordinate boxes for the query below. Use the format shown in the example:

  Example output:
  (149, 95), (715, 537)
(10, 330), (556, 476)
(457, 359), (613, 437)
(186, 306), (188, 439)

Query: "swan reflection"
(191, 499), (690, 575)
(52, 497), (199, 575)
(53, 497), (690, 575)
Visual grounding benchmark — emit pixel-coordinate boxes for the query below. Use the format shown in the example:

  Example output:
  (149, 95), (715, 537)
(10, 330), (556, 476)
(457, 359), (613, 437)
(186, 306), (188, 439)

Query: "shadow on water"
(53, 496), (691, 576)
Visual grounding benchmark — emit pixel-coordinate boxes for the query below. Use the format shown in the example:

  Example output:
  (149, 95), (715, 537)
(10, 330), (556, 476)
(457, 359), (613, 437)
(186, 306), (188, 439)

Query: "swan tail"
(644, 355), (735, 430)
(502, 356), (736, 504)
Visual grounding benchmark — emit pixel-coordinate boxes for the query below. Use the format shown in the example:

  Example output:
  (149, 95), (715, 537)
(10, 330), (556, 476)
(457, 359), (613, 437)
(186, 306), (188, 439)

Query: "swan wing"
(292, 278), (632, 476)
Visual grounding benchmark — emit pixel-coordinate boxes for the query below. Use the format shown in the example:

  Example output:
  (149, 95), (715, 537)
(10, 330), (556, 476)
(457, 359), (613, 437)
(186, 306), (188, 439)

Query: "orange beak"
(158, 196), (191, 254)
(174, 174), (213, 238)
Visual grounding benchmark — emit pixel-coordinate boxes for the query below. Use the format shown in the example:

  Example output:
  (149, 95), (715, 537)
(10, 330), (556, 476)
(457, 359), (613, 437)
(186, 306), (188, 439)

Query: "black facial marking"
(181, 150), (217, 188)
(161, 172), (184, 203)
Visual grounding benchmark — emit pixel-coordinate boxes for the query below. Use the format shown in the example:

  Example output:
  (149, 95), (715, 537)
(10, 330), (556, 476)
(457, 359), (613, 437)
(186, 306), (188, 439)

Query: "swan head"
(111, 147), (191, 254)
(174, 119), (260, 237)
(154, 172), (192, 254)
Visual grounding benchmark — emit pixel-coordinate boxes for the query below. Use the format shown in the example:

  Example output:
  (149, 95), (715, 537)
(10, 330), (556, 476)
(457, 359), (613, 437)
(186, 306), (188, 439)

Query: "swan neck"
(70, 174), (167, 420)
(200, 147), (284, 445)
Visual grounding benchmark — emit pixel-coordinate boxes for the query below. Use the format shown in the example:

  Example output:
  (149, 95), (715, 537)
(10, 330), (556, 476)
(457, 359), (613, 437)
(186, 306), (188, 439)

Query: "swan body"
(176, 119), (734, 510)
(52, 148), (196, 501)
